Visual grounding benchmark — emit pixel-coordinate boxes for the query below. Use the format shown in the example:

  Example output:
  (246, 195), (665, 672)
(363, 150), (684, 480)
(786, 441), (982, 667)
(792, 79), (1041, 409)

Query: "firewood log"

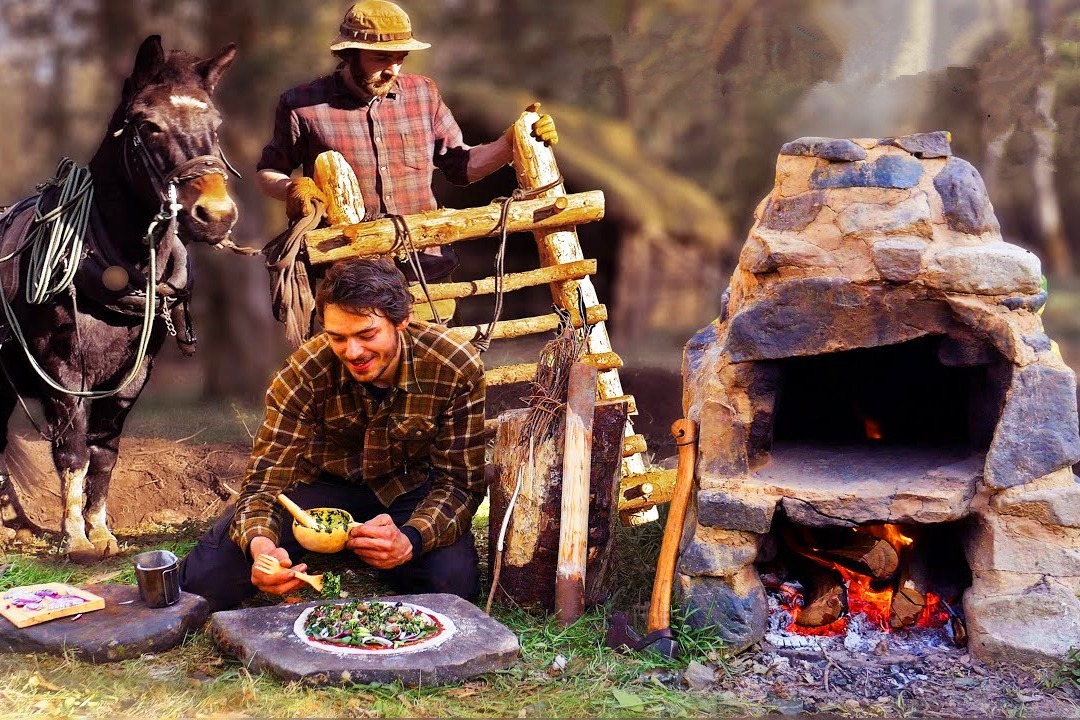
(795, 566), (848, 628)
(820, 535), (899, 579)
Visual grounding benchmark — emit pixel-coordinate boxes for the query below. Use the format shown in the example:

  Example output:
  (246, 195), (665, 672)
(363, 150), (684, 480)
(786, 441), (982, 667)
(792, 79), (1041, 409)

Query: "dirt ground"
(0, 436), (248, 533)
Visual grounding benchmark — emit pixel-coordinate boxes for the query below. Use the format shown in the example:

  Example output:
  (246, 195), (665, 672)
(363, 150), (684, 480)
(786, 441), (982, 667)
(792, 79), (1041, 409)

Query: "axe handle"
(646, 419), (698, 634)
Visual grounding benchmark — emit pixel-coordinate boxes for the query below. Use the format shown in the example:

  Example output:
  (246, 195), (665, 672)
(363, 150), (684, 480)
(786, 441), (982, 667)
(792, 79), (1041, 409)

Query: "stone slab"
(0, 584), (208, 662)
(210, 593), (519, 687)
(706, 444), (982, 527)
(986, 363), (1080, 489)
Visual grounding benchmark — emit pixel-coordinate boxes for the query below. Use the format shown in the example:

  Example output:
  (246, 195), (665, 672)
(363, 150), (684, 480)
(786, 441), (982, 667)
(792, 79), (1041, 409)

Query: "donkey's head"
(108, 35), (239, 245)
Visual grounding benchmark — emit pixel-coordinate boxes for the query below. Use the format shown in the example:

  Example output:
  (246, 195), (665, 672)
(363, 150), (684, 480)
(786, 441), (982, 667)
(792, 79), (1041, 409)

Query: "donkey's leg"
(44, 396), (96, 561)
(84, 378), (150, 558)
(83, 425), (125, 558)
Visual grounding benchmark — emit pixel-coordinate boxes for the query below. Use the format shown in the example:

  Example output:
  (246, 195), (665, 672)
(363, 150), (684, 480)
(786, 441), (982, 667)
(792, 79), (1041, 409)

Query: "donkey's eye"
(141, 121), (164, 136)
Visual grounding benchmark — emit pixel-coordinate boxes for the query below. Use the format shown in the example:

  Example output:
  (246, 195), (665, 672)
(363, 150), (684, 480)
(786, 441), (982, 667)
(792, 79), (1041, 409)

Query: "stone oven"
(679, 132), (1080, 663)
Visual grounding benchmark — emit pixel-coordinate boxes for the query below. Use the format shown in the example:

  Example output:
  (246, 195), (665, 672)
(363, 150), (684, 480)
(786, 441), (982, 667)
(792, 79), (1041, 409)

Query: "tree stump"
(488, 400), (628, 610)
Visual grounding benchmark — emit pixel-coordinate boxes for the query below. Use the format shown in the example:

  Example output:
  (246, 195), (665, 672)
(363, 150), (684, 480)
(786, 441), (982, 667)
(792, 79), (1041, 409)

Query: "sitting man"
(179, 258), (486, 611)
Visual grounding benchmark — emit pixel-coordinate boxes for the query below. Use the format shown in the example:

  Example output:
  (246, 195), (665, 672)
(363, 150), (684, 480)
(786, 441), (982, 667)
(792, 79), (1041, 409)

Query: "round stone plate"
(293, 600), (456, 655)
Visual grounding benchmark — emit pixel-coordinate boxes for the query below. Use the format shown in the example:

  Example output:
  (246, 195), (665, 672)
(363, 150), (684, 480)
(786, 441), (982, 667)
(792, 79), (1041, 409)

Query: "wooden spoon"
(253, 554), (324, 593)
(276, 493), (319, 530)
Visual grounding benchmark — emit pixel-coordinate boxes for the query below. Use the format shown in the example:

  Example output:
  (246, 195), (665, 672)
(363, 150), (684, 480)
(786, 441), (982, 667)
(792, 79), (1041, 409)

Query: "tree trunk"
(488, 401), (627, 610)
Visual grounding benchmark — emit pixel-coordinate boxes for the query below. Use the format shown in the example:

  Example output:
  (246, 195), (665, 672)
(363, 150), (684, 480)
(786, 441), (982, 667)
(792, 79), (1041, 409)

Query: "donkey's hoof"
(90, 533), (120, 558)
(66, 543), (101, 565)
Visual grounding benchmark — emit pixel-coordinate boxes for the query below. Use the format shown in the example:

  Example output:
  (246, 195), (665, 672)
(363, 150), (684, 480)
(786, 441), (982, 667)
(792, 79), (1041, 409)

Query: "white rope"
(0, 176), (174, 399)
(23, 158), (94, 305)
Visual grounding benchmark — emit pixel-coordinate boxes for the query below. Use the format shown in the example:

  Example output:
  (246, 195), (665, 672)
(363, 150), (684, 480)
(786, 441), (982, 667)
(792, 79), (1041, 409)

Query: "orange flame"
(864, 417), (883, 440)
(781, 524), (947, 636)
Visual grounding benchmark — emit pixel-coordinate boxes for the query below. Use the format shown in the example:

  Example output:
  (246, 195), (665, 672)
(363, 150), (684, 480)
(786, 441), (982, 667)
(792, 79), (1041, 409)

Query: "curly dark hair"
(315, 257), (413, 325)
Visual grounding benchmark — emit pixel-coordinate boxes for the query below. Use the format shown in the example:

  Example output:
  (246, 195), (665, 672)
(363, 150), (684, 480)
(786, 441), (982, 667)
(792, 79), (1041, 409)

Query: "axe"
(606, 418), (698, 657)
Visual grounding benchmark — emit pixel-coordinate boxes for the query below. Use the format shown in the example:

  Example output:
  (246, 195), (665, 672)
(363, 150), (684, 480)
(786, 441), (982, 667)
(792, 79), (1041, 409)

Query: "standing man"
(179, 258), (487, 611)
(256, 0), (558, 278)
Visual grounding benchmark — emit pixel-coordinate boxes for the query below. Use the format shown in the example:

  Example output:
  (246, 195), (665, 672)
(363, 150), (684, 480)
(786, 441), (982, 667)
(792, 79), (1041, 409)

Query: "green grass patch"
(0, 505), (758, 718)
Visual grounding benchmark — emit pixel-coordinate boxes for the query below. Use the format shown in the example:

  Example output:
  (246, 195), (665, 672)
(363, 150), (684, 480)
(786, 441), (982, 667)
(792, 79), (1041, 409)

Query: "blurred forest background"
(1, 0), (1080, 439)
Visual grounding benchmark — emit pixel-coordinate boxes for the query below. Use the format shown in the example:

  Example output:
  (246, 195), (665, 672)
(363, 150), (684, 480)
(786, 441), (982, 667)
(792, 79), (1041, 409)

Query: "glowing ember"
(863, 417), (883, 440)
(779, 524), (949, 636)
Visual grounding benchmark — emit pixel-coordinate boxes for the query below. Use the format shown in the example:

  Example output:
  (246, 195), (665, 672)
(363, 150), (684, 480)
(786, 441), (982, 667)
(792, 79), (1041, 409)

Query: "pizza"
(296, 600), (455, 654)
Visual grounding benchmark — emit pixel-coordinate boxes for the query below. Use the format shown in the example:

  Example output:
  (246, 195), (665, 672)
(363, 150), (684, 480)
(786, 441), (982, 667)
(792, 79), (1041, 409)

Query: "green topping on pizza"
(304, 600), (440, 649)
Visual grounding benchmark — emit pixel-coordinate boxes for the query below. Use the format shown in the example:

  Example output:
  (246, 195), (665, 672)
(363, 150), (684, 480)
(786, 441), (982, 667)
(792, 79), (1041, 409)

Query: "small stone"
(886, 131), (952, 158)
(933, 156), (999, 235)
(810, 154), (923, 190)
(924, 242), (1041, 295)
(681, 660), (716, 689)
(874, 639), (889, 655)
(871, 237), (927, 283)
(780, 137), (867, 162)
(845, 699), (861, 709)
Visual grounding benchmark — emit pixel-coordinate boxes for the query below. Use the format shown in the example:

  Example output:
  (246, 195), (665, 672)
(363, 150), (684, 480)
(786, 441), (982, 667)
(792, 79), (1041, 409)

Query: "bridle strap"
(115, 121), (236, 206)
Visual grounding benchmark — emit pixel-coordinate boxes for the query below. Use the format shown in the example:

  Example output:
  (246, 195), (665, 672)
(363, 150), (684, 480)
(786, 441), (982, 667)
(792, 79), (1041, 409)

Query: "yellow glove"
(531, 113), (558, 147)
(285, 177), (326, 221)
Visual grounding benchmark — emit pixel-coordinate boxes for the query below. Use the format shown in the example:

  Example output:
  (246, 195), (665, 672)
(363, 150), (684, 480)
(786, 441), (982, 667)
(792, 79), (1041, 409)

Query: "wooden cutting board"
(0, 583), (105, 628)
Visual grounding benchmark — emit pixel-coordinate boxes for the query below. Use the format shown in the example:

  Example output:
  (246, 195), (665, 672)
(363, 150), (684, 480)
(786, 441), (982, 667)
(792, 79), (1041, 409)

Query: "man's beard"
(362, 71), (397, 98)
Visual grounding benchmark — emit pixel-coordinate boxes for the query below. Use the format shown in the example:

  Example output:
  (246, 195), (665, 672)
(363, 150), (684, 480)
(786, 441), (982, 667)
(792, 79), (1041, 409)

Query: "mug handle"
(162, 566), (179, 605)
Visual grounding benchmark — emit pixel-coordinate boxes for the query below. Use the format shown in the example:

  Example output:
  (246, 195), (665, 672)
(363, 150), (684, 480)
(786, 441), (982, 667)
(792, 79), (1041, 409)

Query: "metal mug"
(133, 550), (180, 608)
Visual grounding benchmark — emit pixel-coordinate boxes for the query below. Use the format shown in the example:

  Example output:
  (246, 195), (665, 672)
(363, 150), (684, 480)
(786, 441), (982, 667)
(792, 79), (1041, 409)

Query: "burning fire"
(782, 524), (949, 636)
(863, 417), (883, 440)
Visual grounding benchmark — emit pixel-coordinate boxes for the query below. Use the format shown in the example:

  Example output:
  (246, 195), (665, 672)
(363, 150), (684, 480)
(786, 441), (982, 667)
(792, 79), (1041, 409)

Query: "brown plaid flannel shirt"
(257, 70), (471, 215)
(229, 321), (486, 555)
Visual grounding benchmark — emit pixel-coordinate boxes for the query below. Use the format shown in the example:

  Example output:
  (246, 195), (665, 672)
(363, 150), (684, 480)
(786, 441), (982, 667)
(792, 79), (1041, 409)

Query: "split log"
(819, 535), (899, 580)
(795, 566), (848, 628)
(488, 400), (628, 611)
(554, 362), (597, 626)
(890, 554), (929, 629)
(303, 191), (606, 265)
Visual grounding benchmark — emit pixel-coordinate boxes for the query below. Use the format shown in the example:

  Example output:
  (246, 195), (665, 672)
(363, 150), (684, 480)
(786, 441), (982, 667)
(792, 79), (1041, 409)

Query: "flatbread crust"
(293, 600), (457, 656)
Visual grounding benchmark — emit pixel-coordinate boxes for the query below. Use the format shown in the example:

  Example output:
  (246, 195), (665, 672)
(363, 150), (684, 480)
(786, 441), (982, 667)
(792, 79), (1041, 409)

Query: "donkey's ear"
(198, 43), (237, 94)
(127, 35), (166, 95)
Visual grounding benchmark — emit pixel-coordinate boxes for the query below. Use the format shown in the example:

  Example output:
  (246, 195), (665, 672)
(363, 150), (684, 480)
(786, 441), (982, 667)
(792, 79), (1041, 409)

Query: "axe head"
(605, 611), (681, 658)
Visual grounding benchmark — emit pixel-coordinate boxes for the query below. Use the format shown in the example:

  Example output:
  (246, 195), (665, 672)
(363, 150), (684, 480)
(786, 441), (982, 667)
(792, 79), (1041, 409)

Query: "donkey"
(0, 36), (239, 562)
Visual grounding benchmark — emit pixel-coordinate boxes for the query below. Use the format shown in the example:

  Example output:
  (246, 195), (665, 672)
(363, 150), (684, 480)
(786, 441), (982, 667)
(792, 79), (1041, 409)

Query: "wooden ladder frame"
(302, 108), (676, 520)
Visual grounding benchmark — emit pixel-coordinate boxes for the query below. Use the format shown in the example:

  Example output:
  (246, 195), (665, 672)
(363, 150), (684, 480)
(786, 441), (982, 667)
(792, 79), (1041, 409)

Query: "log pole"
(510, 107), (647, 481)
(304, 191), (605, 265)
(554, 362), (597, 626)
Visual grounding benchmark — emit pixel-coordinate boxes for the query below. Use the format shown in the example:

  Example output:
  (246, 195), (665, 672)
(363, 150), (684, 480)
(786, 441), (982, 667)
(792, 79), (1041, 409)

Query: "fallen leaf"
(612, 688), (645, 709)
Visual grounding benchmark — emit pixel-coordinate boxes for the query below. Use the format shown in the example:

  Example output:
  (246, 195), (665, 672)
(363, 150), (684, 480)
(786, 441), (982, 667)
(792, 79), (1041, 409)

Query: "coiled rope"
(23, 158), (94, 305)
(0, 159), (174, 398)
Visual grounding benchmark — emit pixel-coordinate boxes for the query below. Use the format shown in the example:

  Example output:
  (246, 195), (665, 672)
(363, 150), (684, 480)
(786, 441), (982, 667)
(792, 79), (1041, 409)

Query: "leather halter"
(114, 119), (240, 211)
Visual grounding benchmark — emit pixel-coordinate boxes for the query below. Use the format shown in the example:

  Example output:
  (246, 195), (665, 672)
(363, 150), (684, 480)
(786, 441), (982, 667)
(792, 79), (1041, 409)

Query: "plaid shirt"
(257, 70), (471, 215)
(229, 321), (486, 556)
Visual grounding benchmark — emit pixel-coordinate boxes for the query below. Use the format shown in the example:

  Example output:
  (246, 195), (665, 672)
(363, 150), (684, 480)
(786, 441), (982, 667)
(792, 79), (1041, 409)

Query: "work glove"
(530, 112), (558, 147)
(285, 176), (326, 221)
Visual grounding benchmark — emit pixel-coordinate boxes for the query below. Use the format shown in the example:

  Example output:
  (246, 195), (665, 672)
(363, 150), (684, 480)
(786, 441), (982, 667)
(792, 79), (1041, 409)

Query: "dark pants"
(179, 478), (479, 612)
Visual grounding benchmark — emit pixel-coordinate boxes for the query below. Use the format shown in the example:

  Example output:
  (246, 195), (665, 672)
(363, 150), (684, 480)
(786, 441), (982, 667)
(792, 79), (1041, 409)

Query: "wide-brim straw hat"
(330, 0), (431, 52)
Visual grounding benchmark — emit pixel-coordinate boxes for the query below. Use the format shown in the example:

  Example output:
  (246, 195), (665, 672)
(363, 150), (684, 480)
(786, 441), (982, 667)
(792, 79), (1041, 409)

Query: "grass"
(0, 506), (755, 719)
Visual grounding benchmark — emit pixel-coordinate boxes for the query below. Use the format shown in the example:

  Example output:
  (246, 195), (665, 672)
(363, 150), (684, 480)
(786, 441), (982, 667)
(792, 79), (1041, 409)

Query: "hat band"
(340, 26), (414, 43)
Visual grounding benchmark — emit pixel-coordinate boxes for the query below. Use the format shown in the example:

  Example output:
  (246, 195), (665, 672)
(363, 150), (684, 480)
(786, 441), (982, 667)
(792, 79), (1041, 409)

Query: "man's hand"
(530, 113), (558, 147)
(248, 536), (309, 595)
(347, 514), (413, 570)
(285, 177), (326, 221)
